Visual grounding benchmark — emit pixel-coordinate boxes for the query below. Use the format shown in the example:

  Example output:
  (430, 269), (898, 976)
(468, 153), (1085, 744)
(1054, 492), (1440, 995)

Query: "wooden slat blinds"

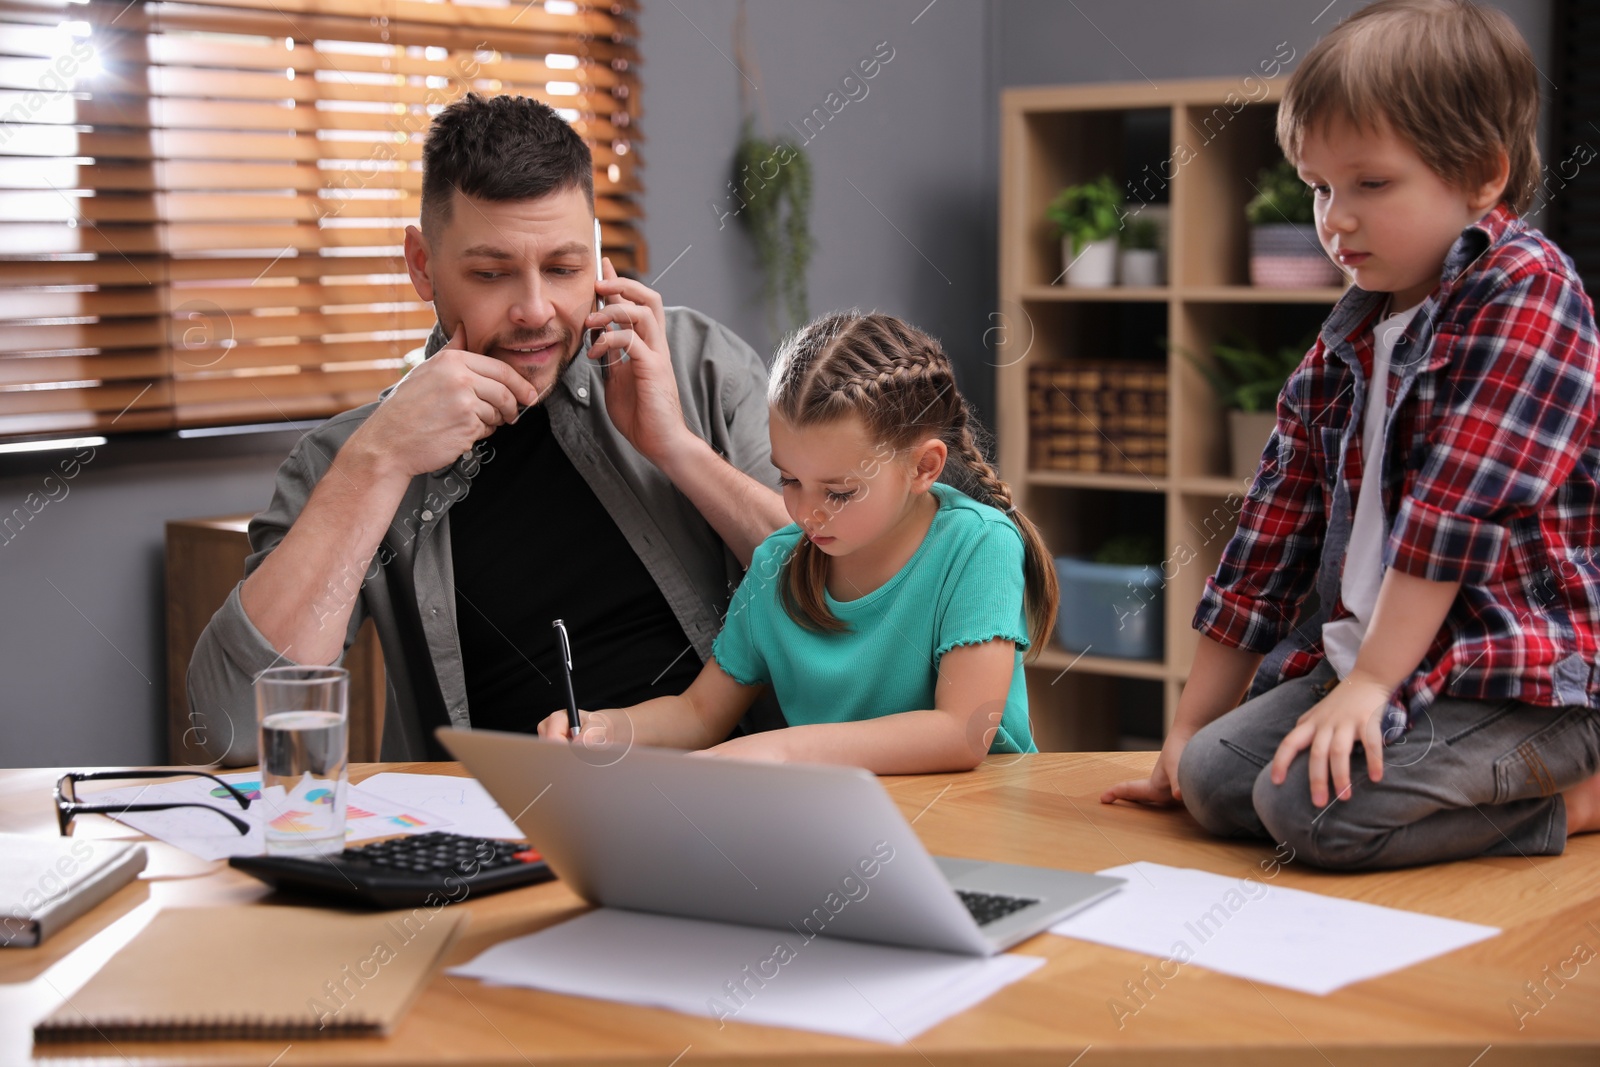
(0, 0), (643, 439)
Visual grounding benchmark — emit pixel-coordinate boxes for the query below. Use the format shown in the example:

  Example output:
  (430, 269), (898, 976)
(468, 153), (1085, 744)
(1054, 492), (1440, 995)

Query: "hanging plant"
(730, 0), (812, 336)
(733, 123), (812, 334)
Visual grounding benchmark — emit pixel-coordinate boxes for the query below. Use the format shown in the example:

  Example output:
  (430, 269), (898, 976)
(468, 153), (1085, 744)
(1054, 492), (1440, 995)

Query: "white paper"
(450, 907), (1043, 1043)
(1049, 861), (1498, 995)
(356, 772), (525, 839)
(89, 771), (455, 860)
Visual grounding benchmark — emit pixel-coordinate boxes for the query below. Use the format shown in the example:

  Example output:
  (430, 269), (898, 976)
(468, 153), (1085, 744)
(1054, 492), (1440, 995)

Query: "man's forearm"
(653, 434), (788, 566)
(239, 436), (412, 666)
(1349, 569), (1462, 690)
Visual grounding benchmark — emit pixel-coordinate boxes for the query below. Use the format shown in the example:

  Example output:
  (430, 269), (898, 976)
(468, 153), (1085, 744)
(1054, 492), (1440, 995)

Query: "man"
(189, 93), (789, 763)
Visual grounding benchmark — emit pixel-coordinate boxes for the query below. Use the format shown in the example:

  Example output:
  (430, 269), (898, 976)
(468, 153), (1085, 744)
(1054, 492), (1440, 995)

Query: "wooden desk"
(3, 755), (1597, 1065)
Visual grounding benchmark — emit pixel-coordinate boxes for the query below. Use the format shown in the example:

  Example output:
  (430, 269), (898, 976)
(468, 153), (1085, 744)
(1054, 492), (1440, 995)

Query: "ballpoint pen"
(552, 619), (583, 741)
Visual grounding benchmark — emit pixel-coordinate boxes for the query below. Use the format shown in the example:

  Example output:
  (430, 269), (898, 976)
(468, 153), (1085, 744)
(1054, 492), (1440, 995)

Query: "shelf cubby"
(998, 78), (1344, 750)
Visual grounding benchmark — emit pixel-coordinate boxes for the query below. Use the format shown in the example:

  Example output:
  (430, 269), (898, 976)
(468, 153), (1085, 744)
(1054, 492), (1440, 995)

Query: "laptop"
(436, 727), (1123, 957)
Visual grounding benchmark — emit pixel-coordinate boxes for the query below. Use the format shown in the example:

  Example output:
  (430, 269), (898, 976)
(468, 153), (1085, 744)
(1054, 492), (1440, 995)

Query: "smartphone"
(590, 218), (611, 381)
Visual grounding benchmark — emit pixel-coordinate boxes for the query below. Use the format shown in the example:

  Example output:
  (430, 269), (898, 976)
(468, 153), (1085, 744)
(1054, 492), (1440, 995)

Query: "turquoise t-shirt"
(712, 482), (1037, 754)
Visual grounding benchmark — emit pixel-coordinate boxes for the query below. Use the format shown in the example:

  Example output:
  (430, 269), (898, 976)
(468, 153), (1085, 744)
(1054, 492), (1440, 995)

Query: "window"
(0, 0), (642, 440)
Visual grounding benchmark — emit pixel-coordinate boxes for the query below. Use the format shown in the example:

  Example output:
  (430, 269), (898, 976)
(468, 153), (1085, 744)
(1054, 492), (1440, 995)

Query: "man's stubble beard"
(494, 323), (580, 404)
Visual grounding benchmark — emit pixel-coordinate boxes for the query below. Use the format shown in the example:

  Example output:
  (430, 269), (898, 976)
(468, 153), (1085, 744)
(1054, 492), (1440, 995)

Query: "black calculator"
(229, 832), (555, 909)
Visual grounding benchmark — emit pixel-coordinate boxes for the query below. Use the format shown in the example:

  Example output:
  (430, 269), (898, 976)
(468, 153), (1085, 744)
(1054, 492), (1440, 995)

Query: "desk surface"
(3, 754), (1597, 1065)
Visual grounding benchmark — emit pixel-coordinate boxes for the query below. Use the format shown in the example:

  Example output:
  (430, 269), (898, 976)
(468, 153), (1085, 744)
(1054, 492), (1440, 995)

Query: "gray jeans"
(1177, 660), (1600, 871)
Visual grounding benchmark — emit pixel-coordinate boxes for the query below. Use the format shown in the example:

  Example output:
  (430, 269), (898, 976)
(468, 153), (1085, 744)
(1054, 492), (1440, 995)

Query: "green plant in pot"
(1246, 158), (1342, 288)
(1118, 213), (1162, 287)
(733, 123), (812, 336)
(1046, 175), (1123, 288)
(1054, 533), (1165, 661)
(728, 0), (813, 338)
(1184, 333), (1315, 480)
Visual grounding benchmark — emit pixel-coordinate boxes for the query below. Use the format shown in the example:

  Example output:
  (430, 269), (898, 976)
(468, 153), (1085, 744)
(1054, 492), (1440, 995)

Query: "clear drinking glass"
(255, 665), (349, 856)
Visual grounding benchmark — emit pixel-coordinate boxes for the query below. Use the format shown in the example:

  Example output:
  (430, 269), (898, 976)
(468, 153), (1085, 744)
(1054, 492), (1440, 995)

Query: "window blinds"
(0, 0), (642, 438)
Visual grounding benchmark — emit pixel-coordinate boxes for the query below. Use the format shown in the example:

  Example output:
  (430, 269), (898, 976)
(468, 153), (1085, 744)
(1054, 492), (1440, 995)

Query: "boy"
(1103, 0), (1600, 870)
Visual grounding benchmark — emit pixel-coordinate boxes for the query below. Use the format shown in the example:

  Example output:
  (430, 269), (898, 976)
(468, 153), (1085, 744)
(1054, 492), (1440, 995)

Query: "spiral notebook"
(34, 905), (465, 1042)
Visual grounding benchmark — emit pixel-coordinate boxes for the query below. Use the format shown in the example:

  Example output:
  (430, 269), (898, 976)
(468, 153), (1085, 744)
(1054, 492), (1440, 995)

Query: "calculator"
(229, 832), (555, 909)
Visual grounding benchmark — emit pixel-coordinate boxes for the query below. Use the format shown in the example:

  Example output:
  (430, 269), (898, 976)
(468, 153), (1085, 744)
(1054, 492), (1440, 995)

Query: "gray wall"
(637, 0), (998, 399)
(993, 0), (1550, 91)
(1, 436), (294, 767)
(1, 0), (1557, 767)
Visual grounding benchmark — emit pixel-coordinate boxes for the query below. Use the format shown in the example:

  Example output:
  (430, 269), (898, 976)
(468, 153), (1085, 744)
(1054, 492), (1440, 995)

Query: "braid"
(947, 402), (1014, 512)
(838, 357), (938, 406)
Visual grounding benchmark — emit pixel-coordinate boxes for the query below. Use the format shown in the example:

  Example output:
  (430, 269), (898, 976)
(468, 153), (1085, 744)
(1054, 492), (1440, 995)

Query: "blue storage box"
(1053, 556), (1164, 661)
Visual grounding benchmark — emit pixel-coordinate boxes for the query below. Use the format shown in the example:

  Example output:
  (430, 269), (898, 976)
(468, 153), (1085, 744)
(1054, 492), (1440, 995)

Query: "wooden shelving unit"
(996, 78), (1346, 751)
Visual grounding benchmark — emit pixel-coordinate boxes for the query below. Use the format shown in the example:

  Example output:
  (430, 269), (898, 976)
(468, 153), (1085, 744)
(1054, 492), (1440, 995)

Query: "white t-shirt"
(1322, 297), (1425, 679)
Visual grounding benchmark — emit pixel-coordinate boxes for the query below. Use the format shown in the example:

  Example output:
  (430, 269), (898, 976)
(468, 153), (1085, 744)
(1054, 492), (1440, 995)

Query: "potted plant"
(1186, 333), (1314, 480)
(1046, 175), (1123, 288)
(733, 124), (812, 335)
(1054, 533), (1164, 661)
(1119, 214), (1162, 287)
(728, 4), (813, 338)
(1246, 159), (1342, 288)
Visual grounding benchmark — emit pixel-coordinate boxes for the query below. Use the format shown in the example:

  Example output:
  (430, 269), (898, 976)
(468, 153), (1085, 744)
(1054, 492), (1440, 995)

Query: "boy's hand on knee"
(1102, 728), (1191, 808)
(1269, 675), (1391, 807)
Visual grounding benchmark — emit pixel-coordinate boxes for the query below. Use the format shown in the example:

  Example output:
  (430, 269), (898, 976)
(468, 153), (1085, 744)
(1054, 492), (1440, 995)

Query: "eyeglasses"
(54, 770), (253, 837)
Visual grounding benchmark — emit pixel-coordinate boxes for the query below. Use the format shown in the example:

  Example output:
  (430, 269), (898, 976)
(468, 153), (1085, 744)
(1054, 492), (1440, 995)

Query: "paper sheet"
(89, 772), (455, 860)
(450, 907), (1044, 1043)
(1049, 861), (1499, 995)
(356, 772), (525, 839)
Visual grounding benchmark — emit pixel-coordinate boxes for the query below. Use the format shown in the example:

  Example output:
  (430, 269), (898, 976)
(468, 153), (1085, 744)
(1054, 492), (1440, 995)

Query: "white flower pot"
(1119, 248), (1162, 287)
(1063, 237), (1117, 288)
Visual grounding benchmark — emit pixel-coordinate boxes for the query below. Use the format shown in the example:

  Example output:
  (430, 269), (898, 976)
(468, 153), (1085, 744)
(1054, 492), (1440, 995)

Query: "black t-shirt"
(448, 404), (704, 732)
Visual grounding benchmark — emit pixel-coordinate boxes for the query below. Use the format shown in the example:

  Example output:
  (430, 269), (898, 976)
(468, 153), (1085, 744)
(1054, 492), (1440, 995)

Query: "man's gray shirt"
(188, 307), (776, 765)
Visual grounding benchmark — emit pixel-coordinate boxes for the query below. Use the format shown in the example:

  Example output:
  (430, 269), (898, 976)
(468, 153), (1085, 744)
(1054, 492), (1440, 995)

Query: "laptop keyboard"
(957, 889), (1039, 926)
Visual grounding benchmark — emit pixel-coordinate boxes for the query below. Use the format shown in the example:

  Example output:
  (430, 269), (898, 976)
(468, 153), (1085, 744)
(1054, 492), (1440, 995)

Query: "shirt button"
(577, 387), (589, 399)
(421, 509), (433, 521)
(430, 608), (438, 617)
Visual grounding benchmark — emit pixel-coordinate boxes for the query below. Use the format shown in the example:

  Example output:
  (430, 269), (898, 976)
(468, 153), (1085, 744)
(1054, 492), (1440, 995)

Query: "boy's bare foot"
(1563, 772), (1600, 836)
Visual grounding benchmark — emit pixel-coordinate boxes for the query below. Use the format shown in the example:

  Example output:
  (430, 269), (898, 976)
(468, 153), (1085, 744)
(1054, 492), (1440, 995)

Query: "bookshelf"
(995, 78), (1346, 750)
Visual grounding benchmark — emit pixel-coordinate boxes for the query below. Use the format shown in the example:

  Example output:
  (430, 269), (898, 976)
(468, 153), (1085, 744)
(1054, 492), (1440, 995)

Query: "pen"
(552, 619), (582, 741)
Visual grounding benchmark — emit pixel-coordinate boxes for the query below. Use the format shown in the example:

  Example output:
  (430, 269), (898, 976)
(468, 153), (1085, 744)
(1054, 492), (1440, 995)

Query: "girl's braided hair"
(767, 310), (1058, 656)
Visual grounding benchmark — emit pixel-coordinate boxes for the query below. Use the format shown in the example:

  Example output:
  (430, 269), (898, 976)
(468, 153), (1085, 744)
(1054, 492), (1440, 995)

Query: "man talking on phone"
(189, 93), (789, 764)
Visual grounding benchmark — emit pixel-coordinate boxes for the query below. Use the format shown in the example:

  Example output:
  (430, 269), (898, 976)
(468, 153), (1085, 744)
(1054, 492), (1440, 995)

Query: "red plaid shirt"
(1195, 204), (1600, 730)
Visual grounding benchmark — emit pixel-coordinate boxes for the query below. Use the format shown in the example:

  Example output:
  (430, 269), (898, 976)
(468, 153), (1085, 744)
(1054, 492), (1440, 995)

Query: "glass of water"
(255, 665), (349, 856)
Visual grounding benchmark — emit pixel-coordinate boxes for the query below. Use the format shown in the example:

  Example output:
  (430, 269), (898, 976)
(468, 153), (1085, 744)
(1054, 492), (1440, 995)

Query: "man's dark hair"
(420, 92), (594, 236)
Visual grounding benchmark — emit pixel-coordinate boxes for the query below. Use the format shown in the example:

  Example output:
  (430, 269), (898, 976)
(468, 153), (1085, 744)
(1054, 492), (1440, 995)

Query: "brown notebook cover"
(34, 905), (465, 1042)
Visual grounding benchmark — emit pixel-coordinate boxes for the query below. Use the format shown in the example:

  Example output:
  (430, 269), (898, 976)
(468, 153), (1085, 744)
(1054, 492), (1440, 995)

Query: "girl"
(537, 311), (1059, 773)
